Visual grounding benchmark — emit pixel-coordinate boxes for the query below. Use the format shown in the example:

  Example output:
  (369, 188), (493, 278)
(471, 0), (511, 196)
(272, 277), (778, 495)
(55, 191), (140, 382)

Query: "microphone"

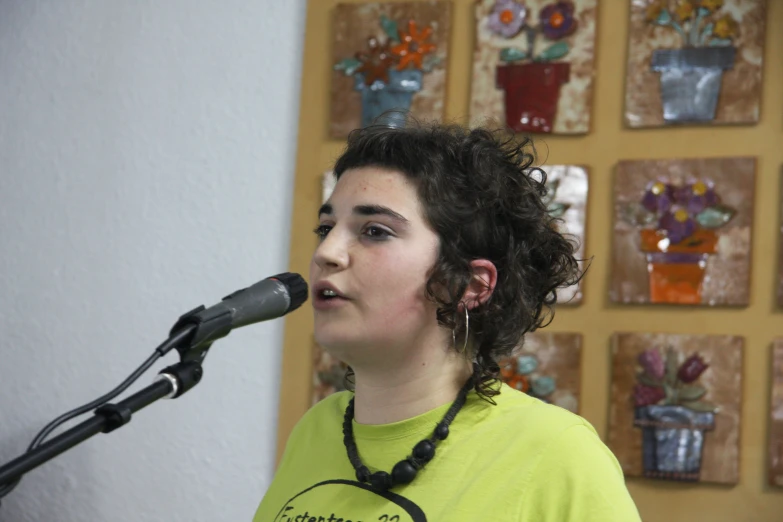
(168, 272), (308, 360)
(209, 272), (309, 328)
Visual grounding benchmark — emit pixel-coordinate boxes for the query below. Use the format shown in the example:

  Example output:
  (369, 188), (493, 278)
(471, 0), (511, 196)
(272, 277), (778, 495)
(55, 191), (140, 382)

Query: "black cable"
(0, 327), (193, 500)
(26, 351), (161, 451)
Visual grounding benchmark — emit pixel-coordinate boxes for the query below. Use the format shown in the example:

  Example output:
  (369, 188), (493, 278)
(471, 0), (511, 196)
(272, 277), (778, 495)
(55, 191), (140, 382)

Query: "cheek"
(363, 246), (437, 314)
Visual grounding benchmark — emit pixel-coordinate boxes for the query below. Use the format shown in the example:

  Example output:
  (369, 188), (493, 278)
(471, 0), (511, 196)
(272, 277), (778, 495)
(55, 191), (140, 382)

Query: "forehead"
(330, 167), (422, 214)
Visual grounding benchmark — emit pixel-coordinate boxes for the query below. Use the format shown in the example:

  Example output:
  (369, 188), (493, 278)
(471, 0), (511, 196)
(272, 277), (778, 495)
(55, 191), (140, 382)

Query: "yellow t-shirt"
(254, 384), (641, 522)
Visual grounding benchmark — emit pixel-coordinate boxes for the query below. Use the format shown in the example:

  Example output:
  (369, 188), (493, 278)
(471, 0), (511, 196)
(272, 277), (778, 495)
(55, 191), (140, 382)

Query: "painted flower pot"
(496, 62), (570, 133)
(639, 229), (718, 304)
(634, 405), (715, 481)
(354, 69), (423, 128)
(650, 46), (736, 123)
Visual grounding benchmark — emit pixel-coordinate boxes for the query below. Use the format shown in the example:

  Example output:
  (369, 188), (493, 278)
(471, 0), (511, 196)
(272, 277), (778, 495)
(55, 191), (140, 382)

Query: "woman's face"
(310, 167), (441, 365)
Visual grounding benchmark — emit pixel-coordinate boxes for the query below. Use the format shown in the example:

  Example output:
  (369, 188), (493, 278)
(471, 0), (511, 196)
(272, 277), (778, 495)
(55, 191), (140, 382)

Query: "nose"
(313, 228), (349, 271)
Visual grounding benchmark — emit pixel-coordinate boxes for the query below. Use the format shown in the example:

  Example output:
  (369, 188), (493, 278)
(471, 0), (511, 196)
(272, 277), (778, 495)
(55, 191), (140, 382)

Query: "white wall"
(0, 1), (305, 520)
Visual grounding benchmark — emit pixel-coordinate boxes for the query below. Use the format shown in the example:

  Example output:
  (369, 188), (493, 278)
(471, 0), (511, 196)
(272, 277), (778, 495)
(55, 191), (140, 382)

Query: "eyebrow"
(318, 203), (410, 225)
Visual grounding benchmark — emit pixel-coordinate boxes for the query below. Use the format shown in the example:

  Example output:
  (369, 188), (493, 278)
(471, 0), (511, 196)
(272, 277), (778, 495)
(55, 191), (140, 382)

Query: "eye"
(363, 225), (392, 240)
(313, 224), (331, 240)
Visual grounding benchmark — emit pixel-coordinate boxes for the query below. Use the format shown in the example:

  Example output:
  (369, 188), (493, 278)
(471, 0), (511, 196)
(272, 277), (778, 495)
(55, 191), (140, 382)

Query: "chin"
(313, 324), (359, 353)
(314, 324), (387, 365)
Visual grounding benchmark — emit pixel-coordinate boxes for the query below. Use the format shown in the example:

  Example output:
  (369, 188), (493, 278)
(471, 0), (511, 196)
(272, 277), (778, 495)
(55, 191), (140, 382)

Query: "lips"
(313, 281), (346, 298)
(312, 281), (350, 310)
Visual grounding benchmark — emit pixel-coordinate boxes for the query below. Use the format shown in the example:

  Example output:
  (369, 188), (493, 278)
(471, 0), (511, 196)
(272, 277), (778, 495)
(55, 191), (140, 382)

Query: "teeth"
(322, 289), (337, 297)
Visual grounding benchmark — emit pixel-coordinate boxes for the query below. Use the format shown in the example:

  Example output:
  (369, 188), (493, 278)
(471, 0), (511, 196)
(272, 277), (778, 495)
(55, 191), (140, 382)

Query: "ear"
(462, 259), (497, 311)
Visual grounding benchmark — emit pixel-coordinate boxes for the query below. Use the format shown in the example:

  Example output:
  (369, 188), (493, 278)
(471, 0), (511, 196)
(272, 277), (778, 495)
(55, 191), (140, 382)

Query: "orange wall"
(277, 1), (783, 520)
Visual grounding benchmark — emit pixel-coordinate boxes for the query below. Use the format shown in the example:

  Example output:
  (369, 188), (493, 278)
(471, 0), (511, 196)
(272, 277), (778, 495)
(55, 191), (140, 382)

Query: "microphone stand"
(0, 302), (234, 495)
(0, 360), (201, 487)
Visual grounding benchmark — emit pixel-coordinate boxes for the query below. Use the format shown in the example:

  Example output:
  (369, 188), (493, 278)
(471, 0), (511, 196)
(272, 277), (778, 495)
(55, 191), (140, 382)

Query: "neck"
(350, 338), (474, 425)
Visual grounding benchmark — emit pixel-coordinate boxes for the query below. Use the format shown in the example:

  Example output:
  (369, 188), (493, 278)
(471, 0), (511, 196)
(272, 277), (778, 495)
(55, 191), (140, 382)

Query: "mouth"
(312, 282), (349, 309)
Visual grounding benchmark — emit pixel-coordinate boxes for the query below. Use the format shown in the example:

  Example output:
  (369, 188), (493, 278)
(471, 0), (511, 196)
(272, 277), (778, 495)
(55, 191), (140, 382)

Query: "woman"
(254, 120), (641, 521)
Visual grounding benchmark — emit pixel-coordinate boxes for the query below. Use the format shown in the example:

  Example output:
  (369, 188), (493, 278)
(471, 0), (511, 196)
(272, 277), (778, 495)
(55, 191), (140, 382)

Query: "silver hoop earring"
(452, 305), (470, 354)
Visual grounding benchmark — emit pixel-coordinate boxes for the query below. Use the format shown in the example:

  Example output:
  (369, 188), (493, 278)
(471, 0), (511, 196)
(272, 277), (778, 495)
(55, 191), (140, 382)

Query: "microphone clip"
(167, 305), (232, 364)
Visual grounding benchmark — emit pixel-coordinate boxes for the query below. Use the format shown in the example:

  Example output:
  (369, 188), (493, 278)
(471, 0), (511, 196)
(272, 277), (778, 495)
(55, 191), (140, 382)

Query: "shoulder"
(466, 385), (625, 478)
(467, 384), (594, 443)
(496, 385), (614, 461)
(517, 421), (641, 520)
(287, 390), (352, 442)
(273, 391), (353, 473)
(482, 388), (641, 520)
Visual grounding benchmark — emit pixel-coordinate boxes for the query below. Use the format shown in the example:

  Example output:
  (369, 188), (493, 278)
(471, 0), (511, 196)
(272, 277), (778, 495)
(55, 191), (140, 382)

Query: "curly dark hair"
(331, 117), (586, 402)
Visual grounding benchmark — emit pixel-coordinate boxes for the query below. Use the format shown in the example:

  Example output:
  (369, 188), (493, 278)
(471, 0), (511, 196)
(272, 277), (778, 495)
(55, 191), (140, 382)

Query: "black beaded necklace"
(342, 374), (475, 491)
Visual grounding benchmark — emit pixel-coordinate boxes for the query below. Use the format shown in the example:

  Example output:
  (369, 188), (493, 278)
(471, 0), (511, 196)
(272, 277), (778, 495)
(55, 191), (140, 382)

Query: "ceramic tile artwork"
(607, 332), (743, 485)
(469, 0), (598, 134)
(499, 332), (582, 412)
(624, 0), (766, 128)
(542, 165), (588, 304)
(610, 157), (755, 306)
(769, 340), (783, 487)
(330, 2), (452, 139)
